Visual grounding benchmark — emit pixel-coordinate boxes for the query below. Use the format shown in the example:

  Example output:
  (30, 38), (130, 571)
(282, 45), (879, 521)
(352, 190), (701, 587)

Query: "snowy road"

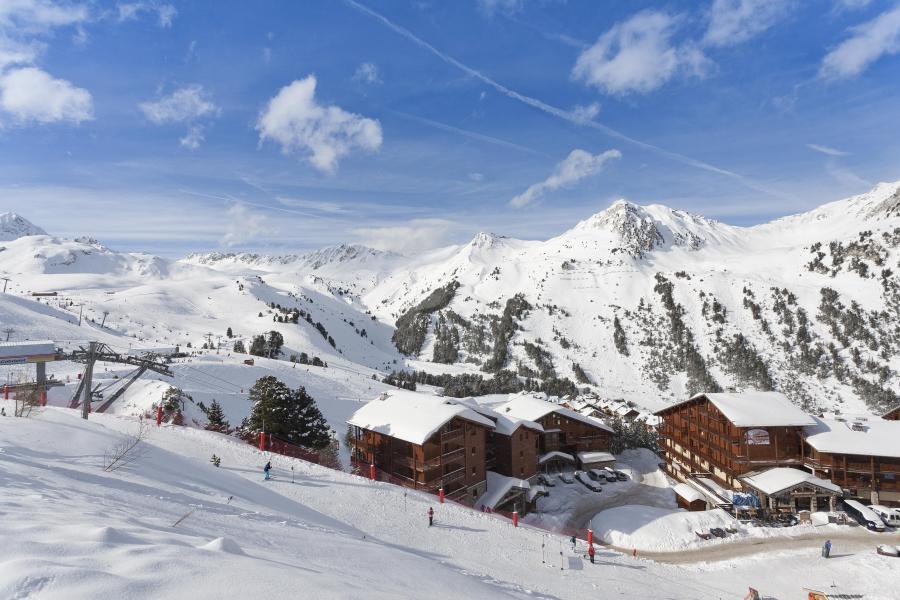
(615, 526), (895, 564)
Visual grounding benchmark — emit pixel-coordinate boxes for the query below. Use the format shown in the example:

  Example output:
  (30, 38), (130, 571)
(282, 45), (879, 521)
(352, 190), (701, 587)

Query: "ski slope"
(1, 407), (897, 600)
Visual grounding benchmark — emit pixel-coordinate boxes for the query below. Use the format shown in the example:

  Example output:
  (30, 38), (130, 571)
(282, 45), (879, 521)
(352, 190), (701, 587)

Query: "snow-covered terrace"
(740, 467), (841, 497)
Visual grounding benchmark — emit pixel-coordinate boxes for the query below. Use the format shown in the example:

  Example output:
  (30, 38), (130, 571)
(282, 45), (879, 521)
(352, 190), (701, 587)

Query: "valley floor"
(1, 406), (898, 599)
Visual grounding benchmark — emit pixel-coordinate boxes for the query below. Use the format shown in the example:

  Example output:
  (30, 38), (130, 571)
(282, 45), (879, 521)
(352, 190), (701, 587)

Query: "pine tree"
(233, 340), (246, 353)
(226, 327), (233, 338)
(249, 335), (266, 357)
(266, 330), (284, 358)
(245, 376), (332, 449)
(205, 399), (228, 432)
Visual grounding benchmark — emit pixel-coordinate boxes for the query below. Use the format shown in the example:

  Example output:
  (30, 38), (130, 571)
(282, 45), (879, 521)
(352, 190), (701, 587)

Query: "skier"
(570, 534), (577, 551)
(822, 539), (832, 558)
(428, 506), (434, 527)
(588, 544), (595, 564)
(263, 461), (272, 480)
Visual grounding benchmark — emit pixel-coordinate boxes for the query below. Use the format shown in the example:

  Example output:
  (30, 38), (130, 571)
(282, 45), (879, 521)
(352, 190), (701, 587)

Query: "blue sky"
(1, 0), (899, 256)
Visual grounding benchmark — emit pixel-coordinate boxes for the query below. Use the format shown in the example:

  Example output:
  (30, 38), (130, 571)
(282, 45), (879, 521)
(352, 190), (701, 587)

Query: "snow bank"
(591, 506), (737, 552)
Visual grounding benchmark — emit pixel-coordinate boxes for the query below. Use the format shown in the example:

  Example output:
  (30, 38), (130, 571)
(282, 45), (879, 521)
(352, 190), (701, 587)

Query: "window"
(519, 450), (524, 458)
(471, 446), (476, 455)
(471, 466), (476, 475)
(519, 432), (524, 441)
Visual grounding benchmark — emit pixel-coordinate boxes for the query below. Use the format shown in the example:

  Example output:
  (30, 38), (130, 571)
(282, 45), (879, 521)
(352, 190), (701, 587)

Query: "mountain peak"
(0, 213), (47, 241)
(468, 231), (507, 250)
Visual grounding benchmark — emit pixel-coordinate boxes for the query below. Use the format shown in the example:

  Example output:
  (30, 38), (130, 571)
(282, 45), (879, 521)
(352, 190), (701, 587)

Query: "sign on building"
(745, 428), (770, 445)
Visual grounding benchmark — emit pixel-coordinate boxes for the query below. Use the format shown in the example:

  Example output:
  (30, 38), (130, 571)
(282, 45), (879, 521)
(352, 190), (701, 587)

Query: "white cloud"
(834, 0), (873, 11)
(353, 218), (456, 254)
(468, 172), (485, 182)
(352, 62), (381, 85)
(477, 0), (524, 17)
(570, 102), (601, 123)
(179, 124), (204, 150)
(256, 75), (383, 174)
(509, 149), (621, 208)
(703, 0), (793, 48)
(116, 2), (176, 28)
(572, 11), (709, 95)
(0, 0), (89, 31)
(221, 203), (270, 248)
(806, 143), (848, 157)
(139, 85), (218, 123)
(0, 38), (39, 70)
(820, 5), (900, 79)
(0, 66), (93, 124)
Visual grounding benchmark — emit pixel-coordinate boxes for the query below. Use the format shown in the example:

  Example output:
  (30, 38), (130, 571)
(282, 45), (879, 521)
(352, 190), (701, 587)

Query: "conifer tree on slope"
(205, 399), (228, 432)
(246, 376), (331, 449)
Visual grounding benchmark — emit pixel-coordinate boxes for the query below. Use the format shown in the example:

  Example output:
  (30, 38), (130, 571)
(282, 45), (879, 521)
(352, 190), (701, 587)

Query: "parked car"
(587, 469), (608, 483)
(876, 544), (899, 557)
(558, 472), (575, 484)
(613, 469), (628, 481)
(576, 471), (603, 492)
(843, 499), (886, 531)
(603, 467), (618, 481)
(870, 505), (900, 528)
(538, 473), (556, 487)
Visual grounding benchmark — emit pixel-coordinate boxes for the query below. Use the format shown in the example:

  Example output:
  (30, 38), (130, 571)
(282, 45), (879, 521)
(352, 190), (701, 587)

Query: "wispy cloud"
(703, 0), (793, 48)
(806, 143), (848, 157)
(116, 2), (177, 28)
(221, 203), (270, 248)
(139, 85), (218, 123)
(352, 62), (381, 85)
(476, 0), (524, 17)
(820, 4), (900, 79)
(353, 218), (458, 254)
(256, 75), (383, 174)
(510, 149), (621, 208)
(391, 110), (545, 156)
(344, 0), (790, 201)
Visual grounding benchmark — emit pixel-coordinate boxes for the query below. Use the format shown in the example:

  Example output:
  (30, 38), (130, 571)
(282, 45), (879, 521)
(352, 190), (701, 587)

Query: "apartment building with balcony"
(655, 391), (815, 489)
(347, 390), (494, 503)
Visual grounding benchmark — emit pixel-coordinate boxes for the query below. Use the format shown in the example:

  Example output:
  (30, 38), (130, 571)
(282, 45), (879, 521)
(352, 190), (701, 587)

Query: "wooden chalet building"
(348, 390), (494, 502)
(655, 392), (815, 490)
(802, 416), (900, 505)
(882, 405), (900, 421)
(495, 393), (613, 462)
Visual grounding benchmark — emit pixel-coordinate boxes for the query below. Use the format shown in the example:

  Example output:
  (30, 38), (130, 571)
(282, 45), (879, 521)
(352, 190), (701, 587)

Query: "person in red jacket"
(588, 544), (595, 564)
(428, 507), (434, 527)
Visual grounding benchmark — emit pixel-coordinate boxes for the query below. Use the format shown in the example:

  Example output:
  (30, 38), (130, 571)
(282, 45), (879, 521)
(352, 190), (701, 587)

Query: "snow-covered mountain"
(0, 212), (47, 240)
(3, 181), (900, 424)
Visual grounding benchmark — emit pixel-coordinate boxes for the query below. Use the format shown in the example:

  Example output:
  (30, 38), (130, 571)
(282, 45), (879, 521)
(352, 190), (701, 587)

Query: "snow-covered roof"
(455, 398), (543, 436)
(496, 394), (613, 433)
(476, 471), (530, 510)
(656, 391), (815, 427)
(673, 482), (705, 504)
(347, 390), (496, 446)
(538, 451), (575, 464)
(577, 451), (615, 464)
(0, 340), (56, 359)
(803, 416), (900, 458)
(740, 467), (841, 496)
(526, 484), (547, 503)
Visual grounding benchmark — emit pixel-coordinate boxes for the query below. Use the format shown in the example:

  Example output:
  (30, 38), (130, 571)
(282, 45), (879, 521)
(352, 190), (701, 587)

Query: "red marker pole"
(259, 432), (266, 451)
(587, 529), (593, 547)
(369, 463), (375, 480)
(3, 385), (7, 400)
(513, 511), (518, 528)
(40, 391), (46, 407)
(439, 488), (445, 504)
(156, 404), (163, 427)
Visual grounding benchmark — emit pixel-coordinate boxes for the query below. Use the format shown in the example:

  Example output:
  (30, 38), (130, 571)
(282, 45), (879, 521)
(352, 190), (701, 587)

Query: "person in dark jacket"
(822, 539), (832, 558)
(263, 461), (272, 480)
(588, 544), (595, 564)
(570, 534), (577, 551)
(428, 506), (434, 526)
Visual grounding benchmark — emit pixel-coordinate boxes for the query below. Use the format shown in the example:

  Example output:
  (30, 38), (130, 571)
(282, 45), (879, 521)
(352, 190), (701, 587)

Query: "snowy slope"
(1, 407), (896, 600)
(4, 181), (900, 438)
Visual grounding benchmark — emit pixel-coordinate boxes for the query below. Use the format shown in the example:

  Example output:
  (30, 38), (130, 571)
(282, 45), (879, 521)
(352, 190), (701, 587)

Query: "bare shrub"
(103, 418), (150, 472)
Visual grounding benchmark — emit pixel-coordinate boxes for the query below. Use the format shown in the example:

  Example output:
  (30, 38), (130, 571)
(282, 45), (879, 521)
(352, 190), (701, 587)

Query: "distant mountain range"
(3, 180), (899, 416)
